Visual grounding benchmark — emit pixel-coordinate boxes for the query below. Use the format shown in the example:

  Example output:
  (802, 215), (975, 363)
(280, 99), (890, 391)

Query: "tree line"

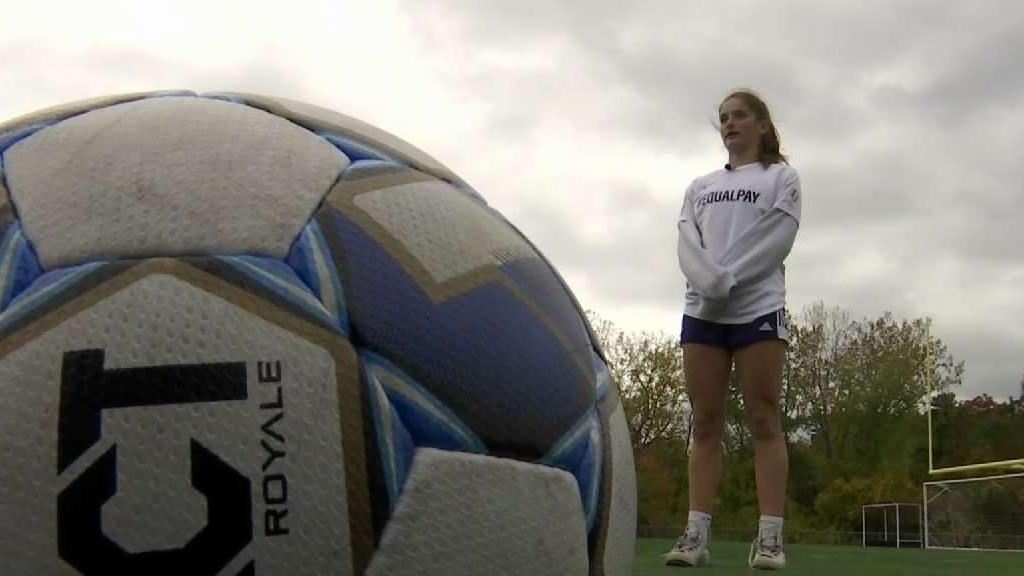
(590, 302), (1024, 539)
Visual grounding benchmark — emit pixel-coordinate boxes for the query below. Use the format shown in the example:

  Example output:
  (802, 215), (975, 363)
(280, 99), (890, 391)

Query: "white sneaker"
(748, 524), (786, 570)
(664, 526), (710, 567)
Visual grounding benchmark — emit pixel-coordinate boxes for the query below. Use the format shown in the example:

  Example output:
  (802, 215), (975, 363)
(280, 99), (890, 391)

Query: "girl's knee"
(746, 408), (781, 441)
(691, 411), (725, 443)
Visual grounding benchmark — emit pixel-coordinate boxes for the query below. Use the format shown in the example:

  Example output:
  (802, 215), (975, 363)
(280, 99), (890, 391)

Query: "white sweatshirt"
(676, 162), (801, 323)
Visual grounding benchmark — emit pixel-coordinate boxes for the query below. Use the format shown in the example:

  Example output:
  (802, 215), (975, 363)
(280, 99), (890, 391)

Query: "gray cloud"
(946, 327), (1024, 401)
(1, 1), (1020, 401)
(406, 1), (1024, 400)
(510, 182), (682, 303)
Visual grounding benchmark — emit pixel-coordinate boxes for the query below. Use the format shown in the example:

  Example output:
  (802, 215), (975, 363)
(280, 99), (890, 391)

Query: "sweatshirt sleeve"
(677, 181), (737, 299)
(719, 168), (801, 288)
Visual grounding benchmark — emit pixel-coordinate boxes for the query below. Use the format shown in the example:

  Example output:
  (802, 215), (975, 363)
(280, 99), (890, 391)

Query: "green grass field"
(634, 538), (1024, 575)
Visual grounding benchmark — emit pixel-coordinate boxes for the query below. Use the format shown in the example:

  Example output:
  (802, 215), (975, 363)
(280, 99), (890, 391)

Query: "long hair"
(721, 90), (787, 168)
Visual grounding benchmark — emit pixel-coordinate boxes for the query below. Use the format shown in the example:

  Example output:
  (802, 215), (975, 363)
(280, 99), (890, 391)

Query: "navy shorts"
(680, 309), (790, 351)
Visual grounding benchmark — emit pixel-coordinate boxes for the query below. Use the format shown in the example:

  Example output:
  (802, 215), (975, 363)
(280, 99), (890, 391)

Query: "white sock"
(759, 515), (784, 543)
(687, 510), (712, 537)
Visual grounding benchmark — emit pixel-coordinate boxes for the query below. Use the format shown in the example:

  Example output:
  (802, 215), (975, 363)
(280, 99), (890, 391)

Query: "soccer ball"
(0, 91), (636, 575)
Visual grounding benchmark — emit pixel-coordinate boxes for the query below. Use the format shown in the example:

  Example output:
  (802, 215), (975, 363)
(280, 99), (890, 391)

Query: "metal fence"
(926, 532), (1024, 551)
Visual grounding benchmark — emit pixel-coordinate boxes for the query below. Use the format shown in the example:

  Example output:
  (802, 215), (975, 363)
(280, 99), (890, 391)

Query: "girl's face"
(719, 97), (766, 156)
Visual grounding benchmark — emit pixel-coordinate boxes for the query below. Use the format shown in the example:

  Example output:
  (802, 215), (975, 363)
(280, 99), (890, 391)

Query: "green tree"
(587, 311), (688, 454)
(932, 393), (1024, 471)
(588, 304), (968, 537)
(587, 312), (691, 524)
(784, 303), (855, 459)
(785, 306), (961, 476)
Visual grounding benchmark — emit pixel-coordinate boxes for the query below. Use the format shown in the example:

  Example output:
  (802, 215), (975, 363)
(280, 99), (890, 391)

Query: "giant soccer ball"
(0, 91), (636, 575)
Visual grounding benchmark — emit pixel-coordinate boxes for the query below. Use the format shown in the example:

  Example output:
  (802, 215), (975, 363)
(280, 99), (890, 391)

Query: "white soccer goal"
(862, 503), (922, 548)
(924, 472), (1024, 551)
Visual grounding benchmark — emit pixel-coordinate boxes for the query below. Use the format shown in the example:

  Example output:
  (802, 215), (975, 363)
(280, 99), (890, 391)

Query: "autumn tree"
(587, 311), (688, 454)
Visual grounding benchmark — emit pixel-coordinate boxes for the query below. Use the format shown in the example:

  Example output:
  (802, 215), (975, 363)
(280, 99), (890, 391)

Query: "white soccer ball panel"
(208, 92), (460, 185)
(5, 97), (348, 269)
(0, 261), (361, 575)
(353, 178), (534, 285)
(366, 447), (590, 576)
(0, 90), (191, 136)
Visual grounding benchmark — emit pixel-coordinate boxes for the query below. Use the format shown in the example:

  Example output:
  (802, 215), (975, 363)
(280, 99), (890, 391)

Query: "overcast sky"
(1, 0), (1022, 400)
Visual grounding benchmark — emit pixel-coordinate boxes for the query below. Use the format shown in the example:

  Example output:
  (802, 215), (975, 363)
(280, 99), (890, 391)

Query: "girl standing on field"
(665, 90), (801, 571)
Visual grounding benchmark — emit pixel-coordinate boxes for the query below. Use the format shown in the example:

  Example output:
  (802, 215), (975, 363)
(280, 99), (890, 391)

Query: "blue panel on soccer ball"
(362, 358), (417, 509)
(499, 257), (590, 356)
(217, 255), (341, 330)
(199, 93), (247, 105)
(0, 261), (107, 336)
(316, 202), (595, 459)
(0, 222), (42, 312)
(578, 420), (602, 533)
(363, 351), (486, 455)
(593, 351), (614, 401)
(285, 224), (319, 293)
(319, 133), (400, 165)
(540, 409), (603, 534)
(0, 123), (52, 155)
(285, 220), (349, 332)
